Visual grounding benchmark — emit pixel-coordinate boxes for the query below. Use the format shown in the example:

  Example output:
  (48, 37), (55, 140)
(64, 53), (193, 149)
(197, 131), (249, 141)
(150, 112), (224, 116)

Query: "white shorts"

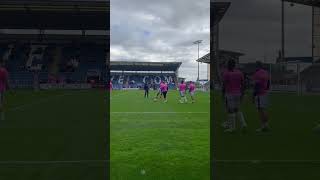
(189, 91), (195, 96)
(225, 94), (241, 111)
(179, 91), (185, 97)
(255, 94), (268, 109)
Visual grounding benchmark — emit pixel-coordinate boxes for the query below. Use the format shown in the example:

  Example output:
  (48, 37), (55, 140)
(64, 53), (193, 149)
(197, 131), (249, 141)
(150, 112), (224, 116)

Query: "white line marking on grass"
(215, 160), (320, 164)
(111, 112), (209, 114)
(0, 160), (108, 165)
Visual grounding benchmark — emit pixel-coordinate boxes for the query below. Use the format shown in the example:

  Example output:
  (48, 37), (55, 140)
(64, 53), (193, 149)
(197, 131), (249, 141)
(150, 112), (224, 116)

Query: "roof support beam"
(284, 0), (320, 7)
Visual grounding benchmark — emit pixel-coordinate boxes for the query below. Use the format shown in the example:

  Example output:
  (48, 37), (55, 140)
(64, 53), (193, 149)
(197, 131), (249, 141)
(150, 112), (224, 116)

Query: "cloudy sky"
(218, 0), (313, 63)
(111, 0), (210, 81)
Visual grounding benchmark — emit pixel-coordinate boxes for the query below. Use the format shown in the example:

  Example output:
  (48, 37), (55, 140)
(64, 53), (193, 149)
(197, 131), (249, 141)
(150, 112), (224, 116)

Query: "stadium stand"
(1, 43), (107, 88)
(0, 0), (109, 89)
(110, 61), (181, 90)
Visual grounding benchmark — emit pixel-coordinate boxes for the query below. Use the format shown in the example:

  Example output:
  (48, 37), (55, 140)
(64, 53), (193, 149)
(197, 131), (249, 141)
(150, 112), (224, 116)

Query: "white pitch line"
(111, 112), (209, 114)
(0, 160), (108, 165)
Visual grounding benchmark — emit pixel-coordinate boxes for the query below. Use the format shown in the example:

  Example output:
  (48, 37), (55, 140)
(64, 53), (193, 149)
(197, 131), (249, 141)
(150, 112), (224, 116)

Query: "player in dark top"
(144, 83), (149, 98)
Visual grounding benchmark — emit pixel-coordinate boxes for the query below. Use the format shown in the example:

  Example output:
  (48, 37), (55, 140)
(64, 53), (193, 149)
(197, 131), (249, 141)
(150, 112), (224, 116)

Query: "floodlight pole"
(198, 43), (200, 81)
(193, 40), (202, 81)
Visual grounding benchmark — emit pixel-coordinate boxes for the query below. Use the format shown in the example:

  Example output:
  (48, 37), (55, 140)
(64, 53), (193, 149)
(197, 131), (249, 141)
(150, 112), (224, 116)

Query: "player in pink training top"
(160, 81), (168, 103)
(252, 61), (270, 132)
(222, 59), (247, 132)
(154, 81), (164, 101)
(188, 81), (196, 103)
(0, 61), (9, 121)
(178, 80), (187, 103)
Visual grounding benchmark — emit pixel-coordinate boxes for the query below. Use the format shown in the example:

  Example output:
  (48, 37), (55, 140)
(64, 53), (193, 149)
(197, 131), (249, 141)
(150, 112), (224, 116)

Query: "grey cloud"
(111, 0), (210, 81)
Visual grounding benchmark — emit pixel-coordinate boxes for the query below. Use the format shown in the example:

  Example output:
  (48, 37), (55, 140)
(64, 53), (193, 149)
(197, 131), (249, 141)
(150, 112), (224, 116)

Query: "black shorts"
(162, 91), (167, 98)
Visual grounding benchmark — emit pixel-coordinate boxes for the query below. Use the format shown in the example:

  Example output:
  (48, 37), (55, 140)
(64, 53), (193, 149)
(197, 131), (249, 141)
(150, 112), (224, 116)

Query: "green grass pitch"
(213, 92), (320, 180)
(2, 88), (316, 179)
(0, 89), (107, 180)
(111, 90), (210, 180)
